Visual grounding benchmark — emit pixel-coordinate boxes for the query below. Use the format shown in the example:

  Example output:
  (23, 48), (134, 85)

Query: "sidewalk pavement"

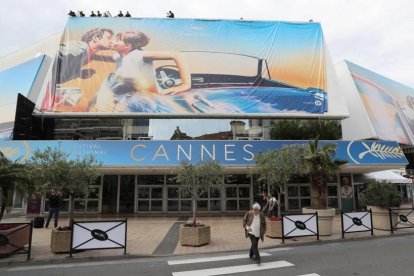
(1, 213), (414, 266)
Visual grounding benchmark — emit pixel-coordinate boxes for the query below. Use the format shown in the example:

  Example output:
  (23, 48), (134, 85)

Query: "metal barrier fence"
(341, 210), (373, 238)
(390, 208), (414, 234)
(70, 219), (127, 257)
(0, 221), (33, 260)
(281, 213), (319, 243)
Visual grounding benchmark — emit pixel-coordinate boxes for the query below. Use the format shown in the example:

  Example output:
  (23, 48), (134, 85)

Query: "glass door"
(119, 175), (135, 213)
(102, 175), (118, 214)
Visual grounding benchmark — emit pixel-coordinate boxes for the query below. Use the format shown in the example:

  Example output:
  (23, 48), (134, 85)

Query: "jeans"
(249, 234), (260, 261)
(45, 208), (59, 228)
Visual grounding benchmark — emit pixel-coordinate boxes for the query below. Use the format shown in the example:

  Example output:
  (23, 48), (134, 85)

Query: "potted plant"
(174, 160), (225, 246)
(255, 145), (305, 238)
(25, 147), (101, 253)
(363, 181), (402, 230)
(301, 137), (347, 236)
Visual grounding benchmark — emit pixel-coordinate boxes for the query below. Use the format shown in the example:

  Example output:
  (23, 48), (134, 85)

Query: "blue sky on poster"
(0, 0), (413, 87)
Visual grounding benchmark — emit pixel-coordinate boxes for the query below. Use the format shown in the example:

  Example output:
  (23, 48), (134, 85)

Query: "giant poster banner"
(41, 18), (328, 115)
(347, 61), (414, 145)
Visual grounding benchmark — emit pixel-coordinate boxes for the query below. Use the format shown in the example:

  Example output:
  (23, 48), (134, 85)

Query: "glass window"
(138, 201), (149, 211)
(328, 198), (338, 209)
(88, 187), (100, 199)
(87, 201), (99, 212)
(181, 200), (192, 211)
(198, 200), (208, 211)
(225, 174), (250, 185)
(300, 186), (311, 197)
(181, 190), (191, 199)
(210, 200), (221, 211)
(138, 188), (150, 199)
(151, 188), (163, 199)
(168, 200), (179, 211)
(226, 200), (237, 211)
(226, 187), (237, 198)
(327, 185), (338, 197)
(288, 199), (300, 210)
(74, 200), (86, 212)
(210, 188), (221, 198)
(239, 187), (250, 198)
(300, 198), (311, 208)
(139, 175), (164, 185)
(168, 188), (179, 198)
(166, 175), (177, 185)
(239, 200), (250, 211)
(151, 200), (162, 211)
(288, 186), (299, 197)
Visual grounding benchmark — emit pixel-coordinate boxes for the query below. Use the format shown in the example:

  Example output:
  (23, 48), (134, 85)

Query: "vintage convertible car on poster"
(127, 51), (328, 115)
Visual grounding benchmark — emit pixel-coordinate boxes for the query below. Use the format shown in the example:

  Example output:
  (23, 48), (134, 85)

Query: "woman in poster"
(92, 31), (191, 112)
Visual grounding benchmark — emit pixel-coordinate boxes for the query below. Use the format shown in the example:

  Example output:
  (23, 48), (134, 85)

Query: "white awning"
(362, 170), (412, 184)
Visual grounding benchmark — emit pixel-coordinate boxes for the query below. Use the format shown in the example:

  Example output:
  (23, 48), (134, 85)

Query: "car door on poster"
(340, 175), (354, 212)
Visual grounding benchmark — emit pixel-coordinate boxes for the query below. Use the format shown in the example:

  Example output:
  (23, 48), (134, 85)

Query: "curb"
(1, 231), (413, 268)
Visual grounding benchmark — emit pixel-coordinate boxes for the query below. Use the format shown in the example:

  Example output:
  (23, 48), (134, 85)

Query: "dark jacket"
(48, 194), (61, 209)
(243, 210), (267, 241)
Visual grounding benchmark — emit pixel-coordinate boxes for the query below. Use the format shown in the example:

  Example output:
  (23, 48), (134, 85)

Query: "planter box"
(266, 219), (282, 238)
(0, 224), (30, 256)
(302, 207), (336, 236)
(179, 225), (210, 246)
(50, 229), (71, 253)
(368, 205), (398, 231)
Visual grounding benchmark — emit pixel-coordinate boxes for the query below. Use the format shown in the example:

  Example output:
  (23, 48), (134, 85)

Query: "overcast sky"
(1, 0), (413, 87)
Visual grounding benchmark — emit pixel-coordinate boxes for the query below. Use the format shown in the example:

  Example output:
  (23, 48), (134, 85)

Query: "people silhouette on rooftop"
(97, 11), (102, 17)
(125, 11), (131, 17)
(167, 11), (174, 18)
(68, 10), (76, 17)
(117, 11), (124, 17)
(79, 11), (85, 17)
(90, 11), (96, 17)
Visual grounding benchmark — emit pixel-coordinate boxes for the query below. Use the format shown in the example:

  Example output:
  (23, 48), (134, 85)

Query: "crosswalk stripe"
(298, 274), (321, 276)
(168, 253), (271, 265)
(264, 247), (294, 252)
(171, 260), (294, 276)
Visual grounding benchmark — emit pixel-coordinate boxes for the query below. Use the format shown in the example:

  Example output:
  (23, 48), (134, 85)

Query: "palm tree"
(303, 137), (347, 209)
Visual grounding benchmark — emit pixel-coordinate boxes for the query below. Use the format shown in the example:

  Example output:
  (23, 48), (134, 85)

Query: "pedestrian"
(267, 194), (278, 217)
(45, 190), (61, 228)
(243, 203), (266, 264)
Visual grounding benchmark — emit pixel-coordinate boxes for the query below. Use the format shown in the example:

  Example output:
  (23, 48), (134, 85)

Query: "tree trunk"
(310, 174), (328, 209)
(277, 189), (282, 218)
(192, 198), (197, 226)
(0, 186), (10, 221)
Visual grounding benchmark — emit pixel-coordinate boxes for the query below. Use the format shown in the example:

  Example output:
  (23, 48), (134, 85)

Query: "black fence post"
(281, 214), (285, 244)
(340, 210), (344, 238)
(27, 220), (33, 260)
(389, 208), (393, 234)
(69, 218), (74, 257)
(124, 218), (127, 255)
(369, 209), (374, 236)
(316, 212), (320, 241)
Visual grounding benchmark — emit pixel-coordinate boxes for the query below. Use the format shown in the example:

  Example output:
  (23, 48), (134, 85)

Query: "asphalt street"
(1, 235), (414, 276)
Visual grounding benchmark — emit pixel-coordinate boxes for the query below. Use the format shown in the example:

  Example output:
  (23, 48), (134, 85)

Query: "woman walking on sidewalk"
(243, 203), (266, 264)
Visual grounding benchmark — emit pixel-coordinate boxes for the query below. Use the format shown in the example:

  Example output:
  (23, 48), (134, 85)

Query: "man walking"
(45, 190), (61, 228)
(243, 203), (266, 264)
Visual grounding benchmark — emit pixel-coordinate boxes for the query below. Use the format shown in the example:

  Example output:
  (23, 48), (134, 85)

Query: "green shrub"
(363, 181), (402, 208)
